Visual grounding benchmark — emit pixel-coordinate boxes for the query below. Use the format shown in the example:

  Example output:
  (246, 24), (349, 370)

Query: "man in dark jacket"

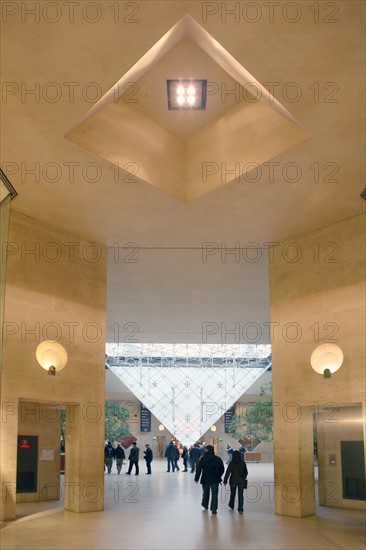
(173, 443), (180, 471)
(126, 441), (139, 475)
(189, 443), (201, 473)
(182, 445), (189, 472)
(194, 445), (224, 515)
(104, 441), (115, 474)
(144, 444), (153, 474)
(165, 441), (177, 472)
(115, 443), (125, 474)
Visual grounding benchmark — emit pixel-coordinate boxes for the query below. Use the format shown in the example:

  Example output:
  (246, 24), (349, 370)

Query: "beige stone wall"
(0, 211), (107, 520)
(269, 213), (365, 517)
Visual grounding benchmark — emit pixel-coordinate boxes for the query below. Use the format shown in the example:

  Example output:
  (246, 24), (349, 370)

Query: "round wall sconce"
(310, 343), (343, 379)
(36, 340), (68, 375)
(158, 424), (165, 431)
(211, 425), (217, 432)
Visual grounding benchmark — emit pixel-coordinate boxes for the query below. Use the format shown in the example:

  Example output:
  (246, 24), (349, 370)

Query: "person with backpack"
(223, 450), (248, 514)
(194, 445), (224, 515)
(104, 441), (115, 474)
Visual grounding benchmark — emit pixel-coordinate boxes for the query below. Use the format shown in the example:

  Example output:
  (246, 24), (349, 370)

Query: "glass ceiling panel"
(106, 343), (271, 447)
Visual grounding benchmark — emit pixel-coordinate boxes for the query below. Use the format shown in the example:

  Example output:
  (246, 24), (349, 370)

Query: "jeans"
(116, 458), (123, 474)
(229, 485), (245, 512)
(105, 457), (113, 473)
(166, 458), (175, 472)
(190, 458), (199, 473)
(201, 483), (219, 512)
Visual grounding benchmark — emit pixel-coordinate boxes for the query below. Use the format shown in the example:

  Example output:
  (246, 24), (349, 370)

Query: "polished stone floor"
(1, 460), (365, 549)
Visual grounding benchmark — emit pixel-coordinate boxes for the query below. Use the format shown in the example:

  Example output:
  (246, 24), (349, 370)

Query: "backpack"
(106, 446), (114, 458)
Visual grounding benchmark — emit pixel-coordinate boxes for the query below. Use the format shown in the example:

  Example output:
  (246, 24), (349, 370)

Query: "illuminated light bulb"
(310, 343), (343, 378)
(36, 340), (68, 375)
(177, 95), (185, 106)
(187, 86), (195, 96)
(177, 86), (185, 96)
(41, 349), (63, 369)
(187, 95), (195, 105)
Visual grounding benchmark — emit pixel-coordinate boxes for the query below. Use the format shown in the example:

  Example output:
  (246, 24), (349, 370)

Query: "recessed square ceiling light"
(167, 79), (207, 110)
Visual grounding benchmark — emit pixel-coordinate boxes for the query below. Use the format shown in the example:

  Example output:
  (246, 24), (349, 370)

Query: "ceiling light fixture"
(167, 79), (207, 110)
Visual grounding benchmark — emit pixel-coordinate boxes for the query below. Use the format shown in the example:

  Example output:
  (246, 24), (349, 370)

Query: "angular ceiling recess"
(106, 343), (272, 447)
(67, 15), (309, 202)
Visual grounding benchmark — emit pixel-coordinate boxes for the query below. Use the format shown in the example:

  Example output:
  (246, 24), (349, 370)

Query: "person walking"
(182, 445), (189, 472)
(144, 444), (153, 474)
(165, 440), (177, 472)
(173, 443), (180, 471)
(115, 443), (125, 474)
(126, 441), (139, 475)
(189, 443), (201, 473)
(194, 445), (224, 515)
(223, 450), (248, 514)
(226, 443), (234, 464)
(104, 441), (115, 474)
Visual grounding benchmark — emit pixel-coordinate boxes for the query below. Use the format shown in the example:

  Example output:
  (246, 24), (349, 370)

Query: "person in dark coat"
(182, 445), (189, 472)
(165, 441), (177, 472)
(189, 444), (201, 473)
(126, 441), (139, 475)
(173, 443), (180, 471)
(223, 450), (248, 514)
(194, 445), (224, 515)
(144, 444), (153, 474)
(115, 443), (125, 474)
(104, 441), (115, 474)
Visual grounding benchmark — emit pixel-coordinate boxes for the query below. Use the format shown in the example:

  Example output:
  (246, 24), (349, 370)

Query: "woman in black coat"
(223, 450), (248, 514)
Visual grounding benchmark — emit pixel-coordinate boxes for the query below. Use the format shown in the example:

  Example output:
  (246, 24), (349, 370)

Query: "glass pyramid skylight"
(106, 343), (271, 447)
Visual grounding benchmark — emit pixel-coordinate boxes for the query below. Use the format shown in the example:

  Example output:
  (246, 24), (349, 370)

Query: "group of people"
(104, 441), (153, 475)
(165, 440), (248, 514)
(164, 441), (189, 472)
(195, 445), (248, 515)
(105, 439), (248, 515)
(164, 441), (228, 473)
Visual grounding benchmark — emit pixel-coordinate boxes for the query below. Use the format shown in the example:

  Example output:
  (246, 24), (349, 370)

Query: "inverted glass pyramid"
(106, 343), (271, 447)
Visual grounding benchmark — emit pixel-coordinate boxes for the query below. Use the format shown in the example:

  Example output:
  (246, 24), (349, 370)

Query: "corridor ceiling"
(2, 1), (365, 343)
